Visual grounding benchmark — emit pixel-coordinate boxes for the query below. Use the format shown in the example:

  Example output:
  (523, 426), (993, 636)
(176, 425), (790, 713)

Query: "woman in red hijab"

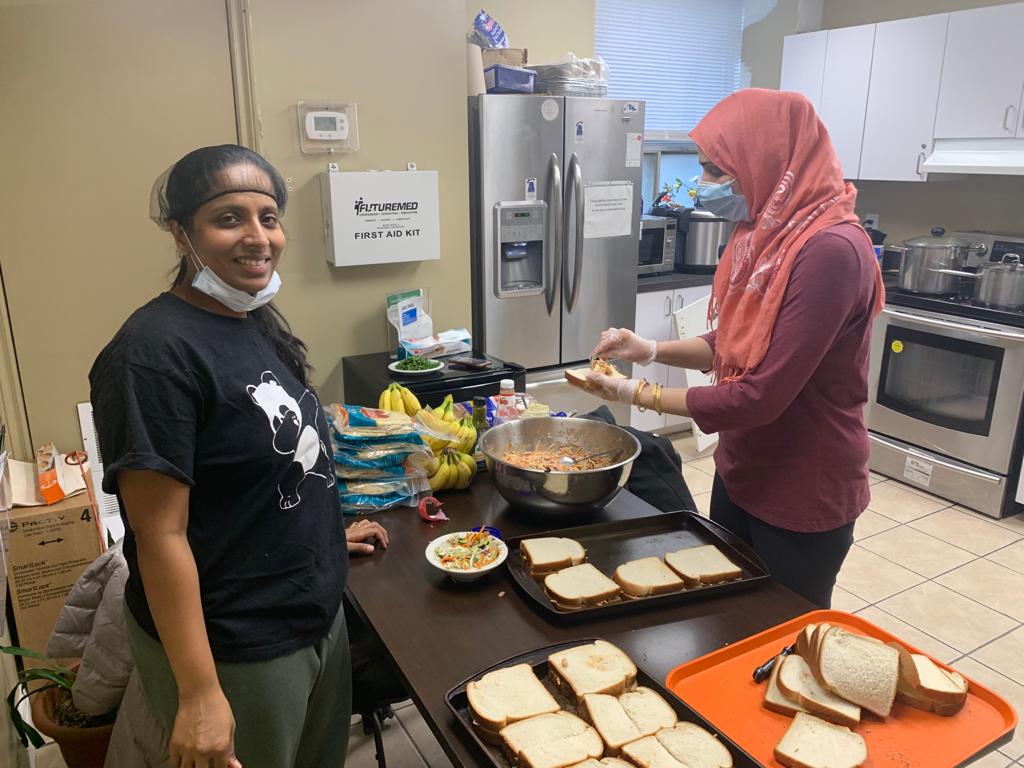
(577, 89), (885, 608)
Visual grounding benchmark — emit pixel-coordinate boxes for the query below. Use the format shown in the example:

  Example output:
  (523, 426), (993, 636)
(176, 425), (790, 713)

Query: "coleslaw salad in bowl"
(425, 530), (508, 582)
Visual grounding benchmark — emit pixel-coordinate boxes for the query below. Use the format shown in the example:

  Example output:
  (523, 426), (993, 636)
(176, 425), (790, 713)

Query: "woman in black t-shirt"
(90, 145), (380, 768)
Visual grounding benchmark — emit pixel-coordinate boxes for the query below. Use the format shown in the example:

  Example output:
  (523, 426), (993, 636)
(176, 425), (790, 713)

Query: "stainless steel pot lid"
(982, 254), (1023, 272)
(903, 226), (972, 248)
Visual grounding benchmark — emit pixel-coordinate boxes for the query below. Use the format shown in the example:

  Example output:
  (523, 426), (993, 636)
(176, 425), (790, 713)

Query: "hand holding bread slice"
(565, 357), (626, 386)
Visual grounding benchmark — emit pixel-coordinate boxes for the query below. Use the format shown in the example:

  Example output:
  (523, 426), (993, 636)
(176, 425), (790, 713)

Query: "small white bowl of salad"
(425, 530), (508, 582)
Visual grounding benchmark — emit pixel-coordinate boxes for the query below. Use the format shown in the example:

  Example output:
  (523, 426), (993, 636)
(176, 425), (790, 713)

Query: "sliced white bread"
(818, 628), (899, 718)
(500, 711), (604, 768)
(773, 712), (867, 768)
(567, 761), (604, 768)
(655, 722), (734, 768)
(796, 624), (817, 661)
(565, 361), (626, 385)
(613, 557), (685, 597)
(466, 663), (560, 733)
(890, 643), (968, 704)
(620, 735), (689, 768)
(764, 654), (809, 718)
(618, 687), (679, 736)
(548, 640), (637, 701)
(581, 693), (642, 754)
(521, 537), (587, 574)
(544, 563), (621, 608)
(600, 760), (636, 768)
(895, 676), (967, 717)
(807, 623), (833, 682)
(664, 545), (742, 587)
(777, 654), (861, 728)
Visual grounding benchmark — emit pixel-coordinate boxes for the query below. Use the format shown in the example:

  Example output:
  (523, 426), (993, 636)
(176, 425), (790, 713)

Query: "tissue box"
(398, 328), (472, 360)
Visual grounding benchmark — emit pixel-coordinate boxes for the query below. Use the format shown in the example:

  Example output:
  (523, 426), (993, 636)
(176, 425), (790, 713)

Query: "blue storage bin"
(484, 64), (536, 94)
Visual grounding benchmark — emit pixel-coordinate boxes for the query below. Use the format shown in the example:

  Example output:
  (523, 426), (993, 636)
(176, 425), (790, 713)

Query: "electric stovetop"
(883, 274), (1024, 329)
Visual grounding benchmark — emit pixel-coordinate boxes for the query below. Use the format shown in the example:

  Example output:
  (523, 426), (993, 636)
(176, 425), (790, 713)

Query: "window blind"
(595, 0), (745, 132)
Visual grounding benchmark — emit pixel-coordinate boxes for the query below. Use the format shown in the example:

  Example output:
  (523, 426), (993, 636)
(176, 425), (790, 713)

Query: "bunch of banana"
(415, 405), (464, 455)
(436, 394), (457, 422)
(377, 383), (422, 417)
(453, 416), (477, 454)
(427, 449), (478, 492)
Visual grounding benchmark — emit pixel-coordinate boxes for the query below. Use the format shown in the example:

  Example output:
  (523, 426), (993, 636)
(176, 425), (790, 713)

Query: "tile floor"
(30, 430), (1024, 768)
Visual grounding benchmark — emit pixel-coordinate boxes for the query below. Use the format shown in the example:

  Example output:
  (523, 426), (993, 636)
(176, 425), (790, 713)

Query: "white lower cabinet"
(630, 285), (713, 432)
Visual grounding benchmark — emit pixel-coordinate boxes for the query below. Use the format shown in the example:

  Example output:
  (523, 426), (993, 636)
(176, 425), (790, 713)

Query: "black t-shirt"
(89, 293), (347, 663)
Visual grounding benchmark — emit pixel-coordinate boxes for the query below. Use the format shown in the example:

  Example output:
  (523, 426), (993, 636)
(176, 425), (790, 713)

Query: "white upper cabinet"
(859, 14), (950, 182)
(934, 3), (1024, 139)
(819, 24), (875, 179)
(779, 30), (827, 111)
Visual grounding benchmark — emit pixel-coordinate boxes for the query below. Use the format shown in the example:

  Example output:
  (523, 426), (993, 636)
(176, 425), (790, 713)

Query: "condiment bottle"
(494, 379), (519, 424)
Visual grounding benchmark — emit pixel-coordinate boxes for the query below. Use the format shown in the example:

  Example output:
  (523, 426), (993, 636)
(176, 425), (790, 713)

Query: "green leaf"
(17, 668), (73, 690)
(6, 683), (44, 749)
(0, 646), (48, 661)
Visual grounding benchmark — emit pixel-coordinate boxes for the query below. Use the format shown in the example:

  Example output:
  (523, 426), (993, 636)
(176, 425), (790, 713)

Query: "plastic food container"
(483, 64), (536, 94)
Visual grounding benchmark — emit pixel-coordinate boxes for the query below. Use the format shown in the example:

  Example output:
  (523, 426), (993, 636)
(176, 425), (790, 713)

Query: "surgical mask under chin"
(697, 179), (751, 223)
(183, 233), (281, 313)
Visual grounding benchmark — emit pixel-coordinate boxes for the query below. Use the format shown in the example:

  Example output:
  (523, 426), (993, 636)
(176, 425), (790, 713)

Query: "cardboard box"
(6, 494), (102, 666)
(481, 47), (527, 68)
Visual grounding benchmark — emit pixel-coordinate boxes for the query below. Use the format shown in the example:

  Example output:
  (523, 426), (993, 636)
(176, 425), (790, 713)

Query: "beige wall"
(819, 0), (1024, 241)
(466, 2), (595, 64)
(0, 0), (237, 455)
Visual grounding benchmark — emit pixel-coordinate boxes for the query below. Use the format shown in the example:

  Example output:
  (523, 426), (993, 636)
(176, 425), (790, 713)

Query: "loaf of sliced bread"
(582, 693), (642, 753)
(777, 654), (861, 728)
(664, 545), (742, 587)
(891, 644), (968, 704)
(764, 654), (808, 718)
(655, 722), (733, 768)
(548, 640), (637, 700)
(500, 711), (603, 768)
(618, 687), (678, 736)
(466, 663), (561, 733)
(521, 537), (587, 574)
(613, 557), (685, 597)
(818, 628), (899, 718)
(807, 623), (832, 682)
(796, 624), (818, 661)
(545, 563), (621, 608)
(773, 712), (867, 768)
(620, 735), (689, 768)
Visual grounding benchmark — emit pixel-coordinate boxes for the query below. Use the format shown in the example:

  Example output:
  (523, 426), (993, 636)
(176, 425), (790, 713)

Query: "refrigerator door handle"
(563, 153), (584, 314)
(546, 153), (562, 315)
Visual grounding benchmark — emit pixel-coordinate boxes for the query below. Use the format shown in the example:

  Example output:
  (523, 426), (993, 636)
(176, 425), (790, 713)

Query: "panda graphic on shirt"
(246, 370), (335, 510)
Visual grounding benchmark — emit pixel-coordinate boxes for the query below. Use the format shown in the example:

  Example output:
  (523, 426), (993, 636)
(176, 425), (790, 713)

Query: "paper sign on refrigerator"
(583, 182), (634, 239)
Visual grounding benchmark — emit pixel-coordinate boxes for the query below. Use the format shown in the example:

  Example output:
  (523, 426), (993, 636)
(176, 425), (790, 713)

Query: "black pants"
(709, 474), (854, 609)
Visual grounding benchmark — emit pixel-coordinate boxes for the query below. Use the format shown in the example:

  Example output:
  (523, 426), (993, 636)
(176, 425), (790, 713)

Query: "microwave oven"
(638, 215), (677, 275)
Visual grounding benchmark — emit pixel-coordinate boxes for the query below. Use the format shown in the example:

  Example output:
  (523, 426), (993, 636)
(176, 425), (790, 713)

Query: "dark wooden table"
(345, 477), (814, 768)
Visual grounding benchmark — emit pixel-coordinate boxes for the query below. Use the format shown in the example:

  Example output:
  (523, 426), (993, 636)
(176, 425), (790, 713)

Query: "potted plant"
(652, 175), (700, 209)
(2, 645), (115, 768)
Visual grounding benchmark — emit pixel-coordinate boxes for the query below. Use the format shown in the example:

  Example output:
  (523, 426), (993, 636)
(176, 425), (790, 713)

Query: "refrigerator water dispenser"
(493, 201), (547, 298)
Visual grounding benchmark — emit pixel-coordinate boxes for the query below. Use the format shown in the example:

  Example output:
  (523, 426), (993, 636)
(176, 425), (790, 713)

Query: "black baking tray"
(504, 511), (769, 620)
(444, 638), (760, 768)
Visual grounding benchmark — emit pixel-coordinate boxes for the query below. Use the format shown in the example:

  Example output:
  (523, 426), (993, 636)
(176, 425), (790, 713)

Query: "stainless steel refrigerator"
(469, 95), (644, 385)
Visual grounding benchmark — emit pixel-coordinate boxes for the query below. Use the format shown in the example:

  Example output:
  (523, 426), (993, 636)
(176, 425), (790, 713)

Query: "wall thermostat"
(297, 100), (359, 155)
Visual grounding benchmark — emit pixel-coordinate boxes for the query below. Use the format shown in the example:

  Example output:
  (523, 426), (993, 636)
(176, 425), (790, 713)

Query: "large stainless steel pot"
(893, 227), (987, 295)
(684, 208), (735, 268)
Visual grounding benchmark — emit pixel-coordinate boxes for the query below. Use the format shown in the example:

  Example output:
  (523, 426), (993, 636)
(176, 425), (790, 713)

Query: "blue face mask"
(697, 179), (751, 223)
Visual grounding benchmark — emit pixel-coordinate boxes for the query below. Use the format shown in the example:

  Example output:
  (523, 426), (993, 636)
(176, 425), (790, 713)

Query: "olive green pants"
(125, 606), (351, 768)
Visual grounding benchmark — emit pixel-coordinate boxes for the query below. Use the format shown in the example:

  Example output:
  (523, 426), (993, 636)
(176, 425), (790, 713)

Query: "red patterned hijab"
(689, 89), (884, 382)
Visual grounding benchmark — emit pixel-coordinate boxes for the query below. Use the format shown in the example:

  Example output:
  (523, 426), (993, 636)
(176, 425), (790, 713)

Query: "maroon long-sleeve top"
(685, 222), (880, 533)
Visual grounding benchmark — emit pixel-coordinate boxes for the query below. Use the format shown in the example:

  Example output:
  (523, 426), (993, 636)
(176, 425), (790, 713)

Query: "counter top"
(345, 476), (813, 768)
(638, 271), (716, 293)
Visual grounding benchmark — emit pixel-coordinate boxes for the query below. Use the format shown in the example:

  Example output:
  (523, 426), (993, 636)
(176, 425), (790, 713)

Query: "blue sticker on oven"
(575, 121), (585, 142)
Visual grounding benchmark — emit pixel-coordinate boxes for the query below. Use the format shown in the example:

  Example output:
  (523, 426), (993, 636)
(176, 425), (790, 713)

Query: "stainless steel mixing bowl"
(479, 417), (640, 518)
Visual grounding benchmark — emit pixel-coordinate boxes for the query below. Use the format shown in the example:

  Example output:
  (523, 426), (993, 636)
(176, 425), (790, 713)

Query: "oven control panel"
(954, 230), (1024, 268)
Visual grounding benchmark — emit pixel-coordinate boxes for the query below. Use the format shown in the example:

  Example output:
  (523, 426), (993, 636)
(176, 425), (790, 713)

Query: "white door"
(674, 292), (718, 453)
(819, 24), (875, 179)
(859, 14), (950, 182)
(779, 31), (827, 112)
(665, 287), (712, 430)
(630, 290), (671, 432)
(934, 3), (1024, 139)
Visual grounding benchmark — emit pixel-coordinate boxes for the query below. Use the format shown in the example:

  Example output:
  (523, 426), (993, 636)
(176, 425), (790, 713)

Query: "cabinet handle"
(915, 151), (926, 178)
(1004, 104), (1017, 134)
(675, 294), (683, 311)
(663, 296), (671, 316)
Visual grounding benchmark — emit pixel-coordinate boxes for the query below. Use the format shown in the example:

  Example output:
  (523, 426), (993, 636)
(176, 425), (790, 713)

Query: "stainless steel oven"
(867, 306), (1024, 516)
(638, 215), (676, 275)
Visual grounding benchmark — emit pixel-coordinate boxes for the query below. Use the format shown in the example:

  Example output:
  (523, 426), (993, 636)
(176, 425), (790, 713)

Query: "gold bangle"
(633, 379), (649, 411)
(654, 383), (664, 415)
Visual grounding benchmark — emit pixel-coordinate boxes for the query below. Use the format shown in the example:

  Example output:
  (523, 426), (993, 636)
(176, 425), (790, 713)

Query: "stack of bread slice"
(467, 640), (735, 768)
(763, 622), (970, 768)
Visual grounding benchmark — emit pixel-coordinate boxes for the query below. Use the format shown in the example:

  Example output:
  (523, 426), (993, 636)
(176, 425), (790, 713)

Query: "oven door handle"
(869, 434), (1004, 483)
(882, 308), (1024, 343)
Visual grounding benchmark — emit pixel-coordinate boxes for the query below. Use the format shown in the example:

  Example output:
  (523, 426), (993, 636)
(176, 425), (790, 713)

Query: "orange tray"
(665, 610), (1017, 767)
